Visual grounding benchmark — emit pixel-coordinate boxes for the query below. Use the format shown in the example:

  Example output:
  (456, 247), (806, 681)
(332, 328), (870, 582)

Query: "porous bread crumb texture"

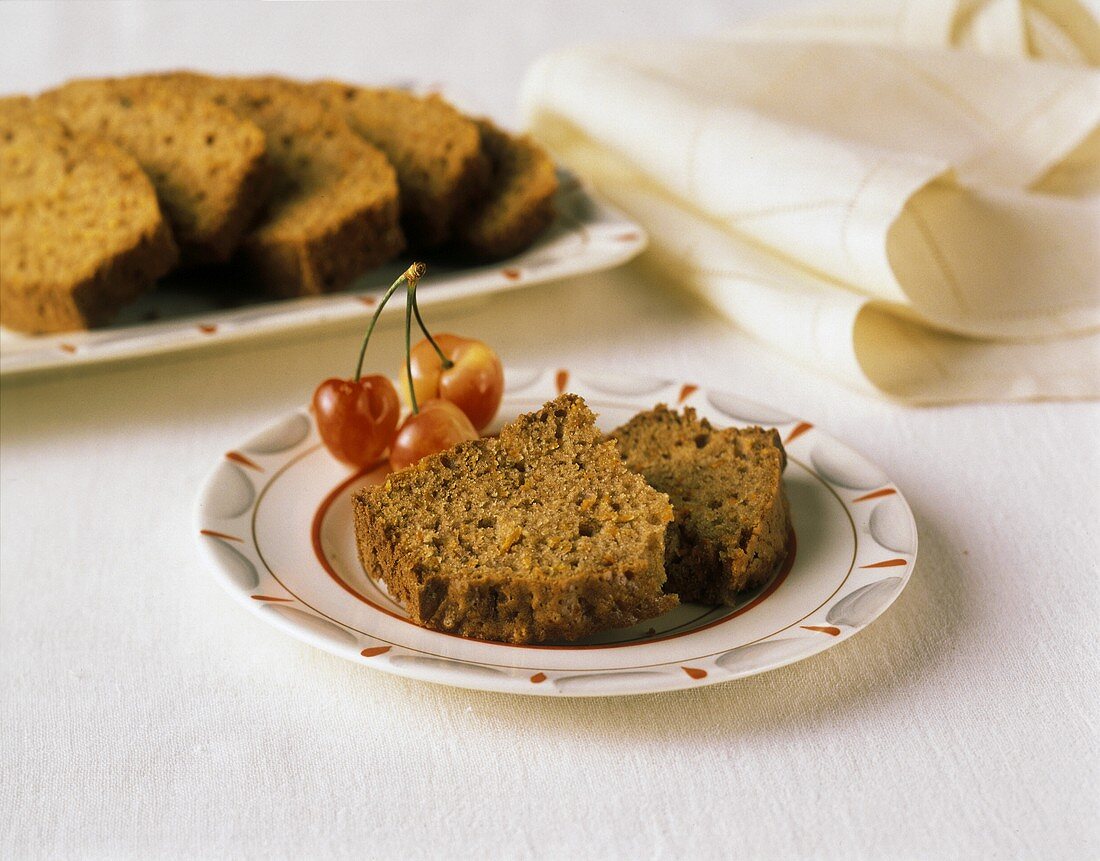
(149, 73), (405, 296)
(0, 97), (178, 334)
(354, 394), (676, 644)
(609, 405), (791, 605)
(309, 82), (490, 249)
(39, 77), (271, 265)
(455, 119), (558, 261)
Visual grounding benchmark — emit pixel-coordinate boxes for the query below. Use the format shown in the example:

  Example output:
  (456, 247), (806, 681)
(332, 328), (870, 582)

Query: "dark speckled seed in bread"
(353, 394), (676, 644)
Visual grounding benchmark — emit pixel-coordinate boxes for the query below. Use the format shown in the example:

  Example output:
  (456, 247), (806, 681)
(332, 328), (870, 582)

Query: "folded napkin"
(521, 0), (1100, 403)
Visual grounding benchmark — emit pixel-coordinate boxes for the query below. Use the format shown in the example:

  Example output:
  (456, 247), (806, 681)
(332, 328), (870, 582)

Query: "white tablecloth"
(2, 2), (1098, 859)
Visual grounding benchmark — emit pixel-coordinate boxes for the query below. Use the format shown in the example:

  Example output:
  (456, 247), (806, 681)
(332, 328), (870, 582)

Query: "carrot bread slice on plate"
(354, 394), (676, 644)
(309, 82), (489, 249)
(39, 77), (270, 265)
(0, 97), (177, 334)
(151, 73), (404, 296)
(610, 405), (791, 605)
(454, 119), (558, 261)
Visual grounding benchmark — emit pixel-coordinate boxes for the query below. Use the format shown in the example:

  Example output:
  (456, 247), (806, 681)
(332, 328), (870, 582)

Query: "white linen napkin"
(521, 0), (1100, 403)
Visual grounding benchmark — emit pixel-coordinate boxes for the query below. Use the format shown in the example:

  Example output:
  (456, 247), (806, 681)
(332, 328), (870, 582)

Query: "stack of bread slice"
(308, 83), (491, 249)
(354, 394), (678, 644)
(1, 73), (559, 334)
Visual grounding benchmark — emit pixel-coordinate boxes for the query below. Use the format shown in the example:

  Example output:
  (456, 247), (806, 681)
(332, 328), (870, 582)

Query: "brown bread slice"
(609, 405), (791, 605)
(354, 394), (676, 644)
(454, 119), (558, 261)
(150, 73), (404, 296)
(39, 77), (270, 265)
(308, 82), (489, 248)
(0, 97), (177, 334)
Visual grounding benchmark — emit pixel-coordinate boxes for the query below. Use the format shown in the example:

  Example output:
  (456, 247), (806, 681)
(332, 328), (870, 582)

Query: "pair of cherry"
(312, 264), (504, 471)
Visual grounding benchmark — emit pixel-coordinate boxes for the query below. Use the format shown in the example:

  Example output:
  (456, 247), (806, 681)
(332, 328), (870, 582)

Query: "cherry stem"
(410, 280), (454, 371)
(351, 261), (452, 416)
(404, 277), (418, 414)
(353, 269), (413, 382)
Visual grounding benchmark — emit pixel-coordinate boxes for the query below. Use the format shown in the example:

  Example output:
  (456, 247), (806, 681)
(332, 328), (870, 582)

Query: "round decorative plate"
(196, 368), (917, 697)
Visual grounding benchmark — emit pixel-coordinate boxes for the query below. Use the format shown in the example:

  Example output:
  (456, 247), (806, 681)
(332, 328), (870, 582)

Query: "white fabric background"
(520, 0), (1100, 402)
(1, 2), (1098, 859)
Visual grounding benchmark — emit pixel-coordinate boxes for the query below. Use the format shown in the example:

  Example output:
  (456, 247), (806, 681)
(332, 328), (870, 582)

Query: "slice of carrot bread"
(39, 77), (270, 265)
(309, 82), (489, 248)
(150, 73), (404, 296)
(0, 97), (177, 334)
(454, 119), (558, 261)
(354, 394), (676, 644)
(609, 405), (790, 605)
